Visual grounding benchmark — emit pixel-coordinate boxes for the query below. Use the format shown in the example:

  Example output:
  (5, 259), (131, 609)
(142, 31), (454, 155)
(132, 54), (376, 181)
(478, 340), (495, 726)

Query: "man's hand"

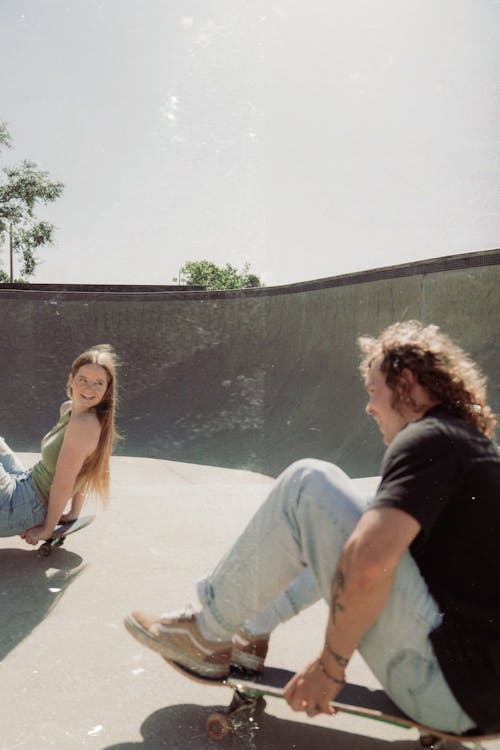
(20, 525), (52, 545)
(283, 658), (343, 718)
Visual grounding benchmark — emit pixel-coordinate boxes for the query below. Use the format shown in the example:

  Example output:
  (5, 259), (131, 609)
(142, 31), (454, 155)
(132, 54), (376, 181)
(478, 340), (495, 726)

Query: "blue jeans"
(0, 437), (46, 536)
(198, 458), (475, 734)
(268, 476), (379, 619)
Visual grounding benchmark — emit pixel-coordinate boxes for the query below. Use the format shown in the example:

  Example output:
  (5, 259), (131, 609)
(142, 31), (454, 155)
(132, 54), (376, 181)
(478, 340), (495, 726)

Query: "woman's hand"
(20, 525), (52, 545)
(59, 512), (78, 523)
(283, 658), (344, 718)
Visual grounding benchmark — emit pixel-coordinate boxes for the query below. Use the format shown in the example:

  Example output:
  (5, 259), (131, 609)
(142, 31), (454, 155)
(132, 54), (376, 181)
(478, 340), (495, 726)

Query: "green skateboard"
(166, 659), (497, 748)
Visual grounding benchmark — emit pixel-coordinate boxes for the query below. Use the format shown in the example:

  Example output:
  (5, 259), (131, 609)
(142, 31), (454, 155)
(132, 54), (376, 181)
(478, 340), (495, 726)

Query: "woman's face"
(69, 363), (109, 410)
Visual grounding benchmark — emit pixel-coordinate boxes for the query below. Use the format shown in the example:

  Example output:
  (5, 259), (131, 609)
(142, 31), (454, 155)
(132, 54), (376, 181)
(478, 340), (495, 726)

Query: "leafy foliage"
(0, 121), (64, 281)
(177, 260), (263, 290)
(0, 121), (11, 151)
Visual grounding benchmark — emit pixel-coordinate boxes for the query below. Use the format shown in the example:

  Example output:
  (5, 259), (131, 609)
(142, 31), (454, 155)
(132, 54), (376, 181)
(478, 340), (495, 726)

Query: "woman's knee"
(0, 436), (11, 453)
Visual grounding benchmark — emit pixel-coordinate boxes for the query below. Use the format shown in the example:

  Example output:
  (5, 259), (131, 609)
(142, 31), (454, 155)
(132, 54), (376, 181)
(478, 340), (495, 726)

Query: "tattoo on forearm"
(330, 568), (346, 624)
(325, 567), (350, 669)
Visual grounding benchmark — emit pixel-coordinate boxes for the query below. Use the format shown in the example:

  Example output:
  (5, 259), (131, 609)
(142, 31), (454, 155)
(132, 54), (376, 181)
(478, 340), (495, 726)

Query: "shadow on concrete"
(0, 547), (83, 660)
(99, 702), (428, 750)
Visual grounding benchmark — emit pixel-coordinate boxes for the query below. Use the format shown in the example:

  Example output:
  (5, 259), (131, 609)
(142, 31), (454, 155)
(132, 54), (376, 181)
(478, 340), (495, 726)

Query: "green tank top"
(31, 411), (72, 504)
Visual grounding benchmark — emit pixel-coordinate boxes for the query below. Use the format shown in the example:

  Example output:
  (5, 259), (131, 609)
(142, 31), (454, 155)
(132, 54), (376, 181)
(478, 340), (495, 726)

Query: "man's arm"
(284, 506), (421, 715)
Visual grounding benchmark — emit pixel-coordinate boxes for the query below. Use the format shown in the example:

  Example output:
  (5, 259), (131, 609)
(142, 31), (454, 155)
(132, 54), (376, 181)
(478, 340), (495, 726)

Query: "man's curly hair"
(358, 320), (497, 438)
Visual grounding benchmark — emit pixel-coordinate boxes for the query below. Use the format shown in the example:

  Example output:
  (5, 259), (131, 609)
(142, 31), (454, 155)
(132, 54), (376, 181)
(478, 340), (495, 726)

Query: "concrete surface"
(1, 455), (498, 750)
(0, 249), (499, 479)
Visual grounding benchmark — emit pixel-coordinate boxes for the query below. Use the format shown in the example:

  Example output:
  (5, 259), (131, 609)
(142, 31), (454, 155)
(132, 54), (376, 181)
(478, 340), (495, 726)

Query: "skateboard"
(165, 660), (498, 748)
(37, 515), (95, 557)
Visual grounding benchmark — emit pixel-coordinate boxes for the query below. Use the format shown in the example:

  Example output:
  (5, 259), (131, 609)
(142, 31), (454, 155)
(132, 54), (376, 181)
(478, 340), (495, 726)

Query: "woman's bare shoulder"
(60, 400), (72, 416)
(66, 410), (101, 450)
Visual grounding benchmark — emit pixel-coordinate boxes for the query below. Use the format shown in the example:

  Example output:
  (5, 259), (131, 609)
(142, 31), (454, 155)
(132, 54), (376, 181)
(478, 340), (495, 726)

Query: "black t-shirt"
(370, 406), (500, 732)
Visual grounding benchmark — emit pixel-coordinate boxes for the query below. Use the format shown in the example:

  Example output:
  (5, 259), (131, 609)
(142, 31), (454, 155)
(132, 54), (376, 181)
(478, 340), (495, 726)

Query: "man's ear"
(400, 368), (417, 387)
(395, 368), (416, 404)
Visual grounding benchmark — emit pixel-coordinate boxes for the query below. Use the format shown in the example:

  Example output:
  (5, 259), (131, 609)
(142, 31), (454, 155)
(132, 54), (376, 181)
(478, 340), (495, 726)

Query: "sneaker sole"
(124, 614), (229, 680)
(163, 657), (228, 684)
(231, 648), (265, 674)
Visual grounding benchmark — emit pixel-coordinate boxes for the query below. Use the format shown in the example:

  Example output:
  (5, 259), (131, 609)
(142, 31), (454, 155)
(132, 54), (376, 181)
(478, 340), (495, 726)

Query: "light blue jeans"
(259, 476), (379, 623)
(0, 437), (46, 536)
(198, 458), (475, 734)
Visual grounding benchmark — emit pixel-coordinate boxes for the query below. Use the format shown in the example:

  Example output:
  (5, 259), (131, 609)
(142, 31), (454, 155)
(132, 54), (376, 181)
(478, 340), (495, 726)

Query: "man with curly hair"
(125, 321), (499, 735)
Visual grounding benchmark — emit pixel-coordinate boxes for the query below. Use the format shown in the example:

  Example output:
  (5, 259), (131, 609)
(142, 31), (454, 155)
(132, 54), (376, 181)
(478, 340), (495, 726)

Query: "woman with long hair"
(0, 344), (119, 545)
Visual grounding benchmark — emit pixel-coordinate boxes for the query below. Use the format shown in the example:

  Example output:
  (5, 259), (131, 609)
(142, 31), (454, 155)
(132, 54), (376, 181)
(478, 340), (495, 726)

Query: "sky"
(0, 0), (499, 286)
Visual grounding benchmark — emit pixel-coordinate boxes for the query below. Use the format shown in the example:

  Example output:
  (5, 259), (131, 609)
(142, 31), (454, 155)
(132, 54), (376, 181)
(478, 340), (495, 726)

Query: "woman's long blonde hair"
(67, 344), (119, 500)
(359, 320), (497, 438)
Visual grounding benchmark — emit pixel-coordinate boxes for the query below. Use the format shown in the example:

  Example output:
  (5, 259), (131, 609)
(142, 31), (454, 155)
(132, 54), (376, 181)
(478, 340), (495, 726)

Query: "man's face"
(364, 364), (409, 445)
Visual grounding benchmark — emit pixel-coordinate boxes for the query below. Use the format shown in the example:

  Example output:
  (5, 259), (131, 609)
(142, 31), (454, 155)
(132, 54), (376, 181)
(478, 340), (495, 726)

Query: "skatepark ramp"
(1, 248), (498, 478)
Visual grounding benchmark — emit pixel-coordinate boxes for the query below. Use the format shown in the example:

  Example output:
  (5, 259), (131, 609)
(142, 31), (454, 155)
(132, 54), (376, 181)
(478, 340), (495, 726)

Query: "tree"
(0, 121), (64, 282)
(175, 260), (264, 290)
(0, 122), (10, 151)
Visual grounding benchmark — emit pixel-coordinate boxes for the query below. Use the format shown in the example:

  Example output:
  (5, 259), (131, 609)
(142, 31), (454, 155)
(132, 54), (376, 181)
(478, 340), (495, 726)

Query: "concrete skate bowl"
(1, 249), (499, 478)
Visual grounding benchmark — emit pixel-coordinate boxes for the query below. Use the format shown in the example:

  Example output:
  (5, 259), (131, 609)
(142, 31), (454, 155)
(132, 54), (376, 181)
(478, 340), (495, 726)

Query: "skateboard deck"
(165, 659), (497, 747)
(37, 514), (95, 557)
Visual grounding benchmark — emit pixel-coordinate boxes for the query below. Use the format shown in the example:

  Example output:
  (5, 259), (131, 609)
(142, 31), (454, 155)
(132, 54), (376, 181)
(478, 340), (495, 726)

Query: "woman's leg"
(0, 438), (45, 537)
(0, 437), (25, 473)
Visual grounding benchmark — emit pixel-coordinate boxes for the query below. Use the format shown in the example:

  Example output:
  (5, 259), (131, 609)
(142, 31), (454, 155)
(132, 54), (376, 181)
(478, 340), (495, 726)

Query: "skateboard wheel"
(206, 712), (231, 740)
(38, 543), (51, 558)
(419, 734), (443, 749)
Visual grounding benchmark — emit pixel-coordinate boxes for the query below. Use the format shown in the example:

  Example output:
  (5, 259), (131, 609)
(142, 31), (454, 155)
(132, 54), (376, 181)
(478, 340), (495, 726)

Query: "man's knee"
(278, 458), (349, 496)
